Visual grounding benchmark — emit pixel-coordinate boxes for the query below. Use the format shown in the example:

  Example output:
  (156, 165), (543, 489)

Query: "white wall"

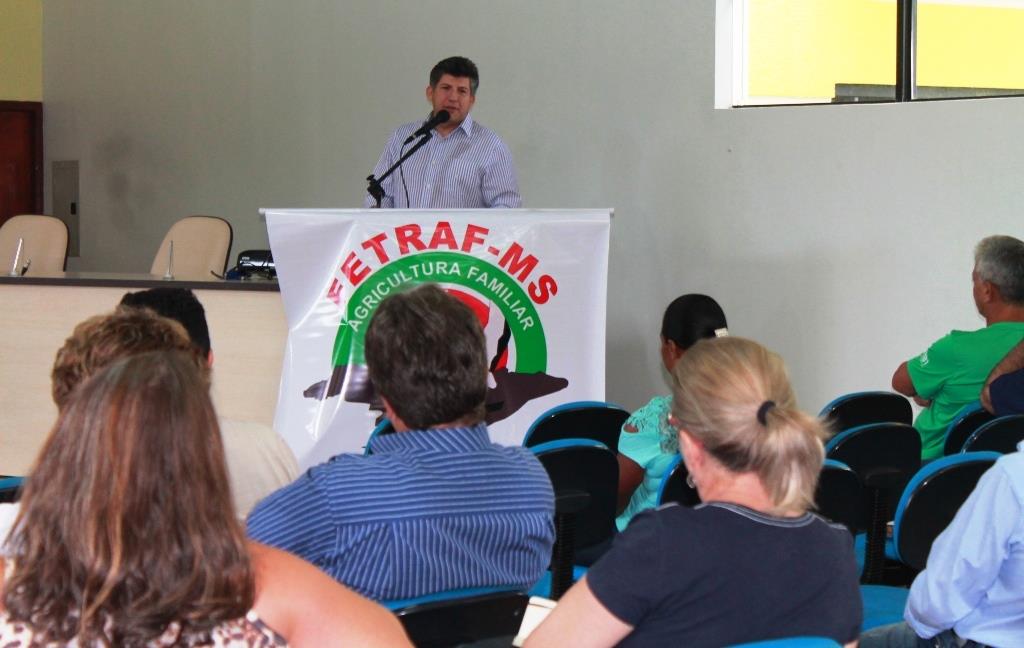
(42, 0), (1024, 415)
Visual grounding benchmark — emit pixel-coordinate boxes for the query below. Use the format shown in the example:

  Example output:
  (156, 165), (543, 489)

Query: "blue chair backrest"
(961, 415), (1024, 454)
(363, 418), (395, 456)
(819, 391), (912, 433)
(389, 587), (529, 647)
(814, 459), (865, 534)
(825, 422), (920, 512)
(729, 637), (840, 647)
(655, 455), (700, 507)
(942, 401), (994, 456)
(523, 401), (629, 453)
(892, 451), (1000, 571)
(530, 438), (618, 550)
(0, 476), (24, 504)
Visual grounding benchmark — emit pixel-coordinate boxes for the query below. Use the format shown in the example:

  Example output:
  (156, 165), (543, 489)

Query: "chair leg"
(862, 487), (888, 584)
(550, 512), (577, 600)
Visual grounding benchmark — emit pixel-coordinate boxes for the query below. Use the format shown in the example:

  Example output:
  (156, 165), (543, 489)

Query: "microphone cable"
(398, 138), (411, 208)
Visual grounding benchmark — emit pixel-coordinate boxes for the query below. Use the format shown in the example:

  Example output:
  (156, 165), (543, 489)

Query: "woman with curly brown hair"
(0, 350), (409, 647)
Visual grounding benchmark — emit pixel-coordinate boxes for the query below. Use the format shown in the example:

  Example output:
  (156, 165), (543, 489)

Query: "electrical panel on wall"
(52, 160), (79, 257)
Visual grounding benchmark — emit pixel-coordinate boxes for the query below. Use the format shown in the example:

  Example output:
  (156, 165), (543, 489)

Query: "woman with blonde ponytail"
(526, 337), (862, 648)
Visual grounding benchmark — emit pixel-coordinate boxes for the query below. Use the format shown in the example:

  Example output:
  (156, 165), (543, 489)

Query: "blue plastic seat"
(960, 414), (1024, 454)
(528, 566), (588, 598)
(523, 401), (629, 453)
(531, 438), (618, 599)
(860, 584), (909, 632)
(729, 637), (840, 647)
(942, 401), (994, 456)
(819, 391), (912, 434)
(655, 455), (700, 507)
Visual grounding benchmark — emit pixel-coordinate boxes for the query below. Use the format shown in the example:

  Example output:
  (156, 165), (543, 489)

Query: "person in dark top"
(525, 337), (862, 648)
(982, 338), (1024, 415)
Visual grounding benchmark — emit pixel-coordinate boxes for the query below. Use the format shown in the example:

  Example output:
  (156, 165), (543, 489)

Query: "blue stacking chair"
(892, 451), (1001, 571)
(0, 476), (24, 504)
(819, 391), (912, 434)
(825, 422), (920, 582)
(814, 460), (866, 535)
(362, 418), (395, 456)
(530, 438), (618, 599)
(387, 587), (528, 647)
(523, 401), (629, 454)
(859, 452), (999, 631)
(655, 455), (700, 507)
(942, 401), (994, 456)
(960, 414), (1024, 454)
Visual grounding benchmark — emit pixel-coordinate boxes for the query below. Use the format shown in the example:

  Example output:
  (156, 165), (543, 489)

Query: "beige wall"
(38, 1), (1024, 418)
(0, 0), (41, 100)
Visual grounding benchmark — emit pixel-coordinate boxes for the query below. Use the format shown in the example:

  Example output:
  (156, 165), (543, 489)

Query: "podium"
(264, 209), (611, 469)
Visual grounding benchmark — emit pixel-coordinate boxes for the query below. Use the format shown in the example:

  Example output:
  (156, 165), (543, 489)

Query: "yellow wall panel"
(918, 4), (1024, 89)
(0, 0), (42, 101)
(746, 0), (1024, 100)
(748, 0), (895, 99)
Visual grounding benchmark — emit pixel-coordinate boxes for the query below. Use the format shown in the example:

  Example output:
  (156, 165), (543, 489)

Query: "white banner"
(265, 209), (611, 469)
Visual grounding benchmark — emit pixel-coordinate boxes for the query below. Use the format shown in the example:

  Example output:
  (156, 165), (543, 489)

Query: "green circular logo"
(331, 251), (548, 372)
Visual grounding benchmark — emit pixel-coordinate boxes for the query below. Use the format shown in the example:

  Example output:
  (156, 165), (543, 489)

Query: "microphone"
(403, 110), (450, 144)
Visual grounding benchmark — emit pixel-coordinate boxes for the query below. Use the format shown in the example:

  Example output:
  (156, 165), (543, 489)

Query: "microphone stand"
(366, 132), (432, 208)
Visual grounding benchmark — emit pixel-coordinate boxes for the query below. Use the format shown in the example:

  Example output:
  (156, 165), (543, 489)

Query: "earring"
(686, 474), (696, 489)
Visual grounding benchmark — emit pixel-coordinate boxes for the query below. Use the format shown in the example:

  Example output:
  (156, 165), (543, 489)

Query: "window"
(718, 0), (1024, 107)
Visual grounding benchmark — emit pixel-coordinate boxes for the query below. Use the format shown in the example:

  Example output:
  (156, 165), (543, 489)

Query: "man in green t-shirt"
(892, 235), (1024, 459)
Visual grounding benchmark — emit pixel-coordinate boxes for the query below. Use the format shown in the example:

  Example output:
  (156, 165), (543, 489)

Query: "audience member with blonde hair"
(0, 351), (409, 647)
(526, 337), (862, 647)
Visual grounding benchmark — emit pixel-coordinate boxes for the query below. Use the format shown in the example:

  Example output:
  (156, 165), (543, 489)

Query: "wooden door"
(0, 101), (43, 229)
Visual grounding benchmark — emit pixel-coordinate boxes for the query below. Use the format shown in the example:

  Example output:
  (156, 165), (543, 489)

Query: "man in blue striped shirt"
(364, 56), (522, 209)
(247, 284), (555, 601)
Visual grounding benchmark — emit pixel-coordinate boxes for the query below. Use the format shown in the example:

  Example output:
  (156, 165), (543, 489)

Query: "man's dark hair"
(119, 288), (211, 356)
(430, 56), (480, 96)
(365, 284), (487, 430)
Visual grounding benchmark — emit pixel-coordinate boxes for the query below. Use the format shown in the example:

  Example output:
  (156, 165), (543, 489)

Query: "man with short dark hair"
(121, 286), (211, 356)
(892, 235), (1024, 459)
(364, 56), (521, 209)
(118, 288), (299, 517)
(247, 284), (555, 601)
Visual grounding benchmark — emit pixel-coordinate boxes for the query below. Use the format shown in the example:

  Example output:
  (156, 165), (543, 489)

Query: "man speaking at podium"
(364, 56), (522, 209)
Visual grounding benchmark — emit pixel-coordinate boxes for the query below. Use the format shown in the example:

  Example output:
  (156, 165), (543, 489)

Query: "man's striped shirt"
(246, 424), (554, 601)
(364, 115), (522, 209)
